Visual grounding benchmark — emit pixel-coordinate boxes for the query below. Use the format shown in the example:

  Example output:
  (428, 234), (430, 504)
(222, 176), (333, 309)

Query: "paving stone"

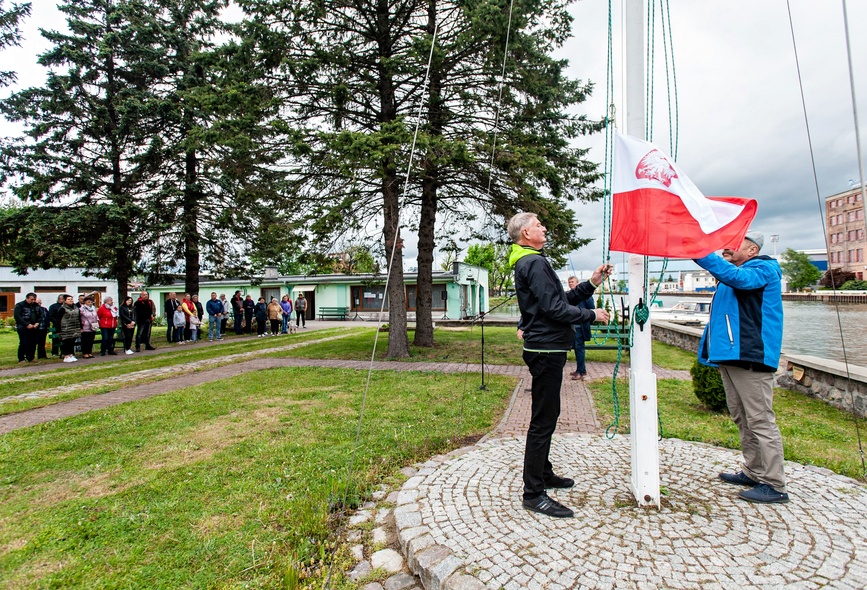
(348, 560), (372, 581)
(363, 584), (384, 590)
(384, 572), (418, 590)
(349, 509), (373, 526)
(372, 527), (388, 546)
(370, 548), (404, 573)
(394, 422), (867, 590)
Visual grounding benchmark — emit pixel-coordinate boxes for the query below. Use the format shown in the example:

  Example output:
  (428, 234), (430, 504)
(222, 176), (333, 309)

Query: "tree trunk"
(376, 0), (409, 358)
(183, 147), (201, 296)
(413, 0), (442, 348)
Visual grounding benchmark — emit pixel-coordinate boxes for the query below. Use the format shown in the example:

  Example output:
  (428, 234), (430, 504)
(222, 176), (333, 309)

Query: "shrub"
(689, 360), (728, 412)
(840, 280), (867, 290)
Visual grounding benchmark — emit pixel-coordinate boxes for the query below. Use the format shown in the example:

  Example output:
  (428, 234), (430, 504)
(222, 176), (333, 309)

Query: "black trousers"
(122, 327), (135, 350)
(234, 311), (243, 334)
(522, 350), (567, 500)
(17, 327), (37, 362)
(36, 329), (48, 359)
(244, 311), (253, 333)
(135, 321), (152, 350)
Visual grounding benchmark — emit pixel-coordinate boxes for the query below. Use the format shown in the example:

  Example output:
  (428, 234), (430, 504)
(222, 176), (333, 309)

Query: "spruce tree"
(0, 0), (167, 299)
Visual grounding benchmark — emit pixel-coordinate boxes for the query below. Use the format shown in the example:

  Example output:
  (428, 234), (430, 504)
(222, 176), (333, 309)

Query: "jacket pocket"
(725, 315), (734, 346)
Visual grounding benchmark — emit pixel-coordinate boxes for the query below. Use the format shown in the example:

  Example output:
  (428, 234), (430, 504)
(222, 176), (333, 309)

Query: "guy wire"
(786, 0), (865, 476)
(323, 22), (441, 590)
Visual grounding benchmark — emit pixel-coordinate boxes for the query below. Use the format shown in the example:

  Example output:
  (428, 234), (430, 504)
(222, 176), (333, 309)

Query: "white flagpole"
(624, 0), (660, 508)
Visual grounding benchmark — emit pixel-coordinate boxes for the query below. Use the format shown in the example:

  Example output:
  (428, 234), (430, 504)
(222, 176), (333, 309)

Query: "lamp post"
(770, 234), (780, 257)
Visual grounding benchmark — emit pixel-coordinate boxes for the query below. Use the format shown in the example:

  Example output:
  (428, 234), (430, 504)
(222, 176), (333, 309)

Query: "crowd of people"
(13, 289), (312, 363)
(13, 291), (158, 363)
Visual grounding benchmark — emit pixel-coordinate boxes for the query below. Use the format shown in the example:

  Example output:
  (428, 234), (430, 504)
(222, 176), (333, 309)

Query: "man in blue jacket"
(508, 212), (610, 518)
(206, 292), (224, 341)
(695, 230), (788, 504)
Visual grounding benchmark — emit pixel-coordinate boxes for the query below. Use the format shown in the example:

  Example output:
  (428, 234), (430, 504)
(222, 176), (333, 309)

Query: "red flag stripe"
(610, 190), (758, 258)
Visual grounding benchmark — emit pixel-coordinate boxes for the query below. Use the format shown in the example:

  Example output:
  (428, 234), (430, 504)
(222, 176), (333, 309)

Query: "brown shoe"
(571, 374), (585, 381)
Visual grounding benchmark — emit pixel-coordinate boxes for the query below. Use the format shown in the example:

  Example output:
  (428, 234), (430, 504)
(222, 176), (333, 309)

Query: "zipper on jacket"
(725, 314), (734, 345)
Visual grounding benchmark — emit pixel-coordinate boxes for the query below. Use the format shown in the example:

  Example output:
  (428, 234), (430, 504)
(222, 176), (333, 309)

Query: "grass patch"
(284, 326), (691, 370)
(0, 329), (350, 415)
(589, 377), (866, 481)
(0, 367), (514, 588)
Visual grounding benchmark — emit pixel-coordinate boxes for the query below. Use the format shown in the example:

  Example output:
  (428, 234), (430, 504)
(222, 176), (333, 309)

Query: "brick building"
(826, 185), (867, 280)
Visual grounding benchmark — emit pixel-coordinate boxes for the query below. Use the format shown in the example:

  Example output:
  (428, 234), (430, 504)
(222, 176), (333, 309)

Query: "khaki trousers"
(719, 364), (787, 493)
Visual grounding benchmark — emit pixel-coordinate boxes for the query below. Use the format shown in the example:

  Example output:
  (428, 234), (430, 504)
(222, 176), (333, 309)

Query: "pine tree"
(0, 0), (30, 87)
(0, 0), (168, 299)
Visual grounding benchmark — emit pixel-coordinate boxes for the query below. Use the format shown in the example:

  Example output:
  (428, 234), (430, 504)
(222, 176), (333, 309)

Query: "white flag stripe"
(612, 134), (745, 234)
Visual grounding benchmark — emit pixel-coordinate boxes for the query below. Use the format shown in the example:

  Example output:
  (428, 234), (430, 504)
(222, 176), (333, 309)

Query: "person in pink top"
(78, 295), (99, 359)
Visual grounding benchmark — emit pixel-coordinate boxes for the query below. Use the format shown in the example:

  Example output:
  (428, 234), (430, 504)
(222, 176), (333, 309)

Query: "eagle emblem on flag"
(635, 149), (678, 187)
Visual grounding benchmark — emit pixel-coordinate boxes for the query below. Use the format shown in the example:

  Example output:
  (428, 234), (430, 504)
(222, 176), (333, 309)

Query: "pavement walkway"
(392, 369), (867, 590)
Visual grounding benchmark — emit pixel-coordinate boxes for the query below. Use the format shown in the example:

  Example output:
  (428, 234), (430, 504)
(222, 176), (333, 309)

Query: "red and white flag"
(609, 133), (757, 258)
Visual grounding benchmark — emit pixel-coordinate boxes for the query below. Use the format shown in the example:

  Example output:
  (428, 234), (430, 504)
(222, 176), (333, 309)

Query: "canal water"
(655, 295), (867, 366)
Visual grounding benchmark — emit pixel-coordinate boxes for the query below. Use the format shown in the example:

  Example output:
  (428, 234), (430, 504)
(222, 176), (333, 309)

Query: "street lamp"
(770, 234), (780, 256)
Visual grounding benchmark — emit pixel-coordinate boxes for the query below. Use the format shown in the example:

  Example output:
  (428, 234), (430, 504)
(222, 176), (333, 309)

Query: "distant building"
(682, 270), (716, 293)
(146, 262), (488, 322)
(826, 185), (866, 280)
(0, 266), (118, 319)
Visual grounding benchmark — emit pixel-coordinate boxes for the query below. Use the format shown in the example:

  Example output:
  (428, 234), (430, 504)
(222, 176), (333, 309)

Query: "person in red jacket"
(97, 297), (119, 356)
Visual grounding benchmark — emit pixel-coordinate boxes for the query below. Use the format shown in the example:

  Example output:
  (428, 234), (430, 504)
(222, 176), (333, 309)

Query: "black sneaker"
(544, 474), (575, 489)
(738, 483), (789, 504)
(522, 493), (574, 518)
(719, 471), (759, 486)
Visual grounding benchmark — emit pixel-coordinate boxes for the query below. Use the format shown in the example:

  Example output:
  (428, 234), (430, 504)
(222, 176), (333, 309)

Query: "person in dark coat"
(13, 292), (41, 363)
(566, 276), (596, 381)
(243, 295), (255, 334)
(56, 294), (81, 363)
(253, 297), (268, 337)
(164, 292), (180, 343)
(119, 296), (136, 354)
(35, 297), (50, 359)
(507, 212), (610, 518)
(133, 291), (157, 352)
(231, 291), (244, 335)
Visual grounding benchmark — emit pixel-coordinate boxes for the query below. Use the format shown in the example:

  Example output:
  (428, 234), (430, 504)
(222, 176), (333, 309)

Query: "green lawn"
(0, 368), (514, 589)
(0, 329), (351, 415)
(589, 378), (867, 482)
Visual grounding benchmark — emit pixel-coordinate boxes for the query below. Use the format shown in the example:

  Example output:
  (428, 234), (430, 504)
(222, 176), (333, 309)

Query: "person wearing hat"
(694, 230), (787, 504)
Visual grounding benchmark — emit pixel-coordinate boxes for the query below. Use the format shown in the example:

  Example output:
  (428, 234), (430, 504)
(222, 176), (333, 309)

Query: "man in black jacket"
(508, 212), (610, 518)
(134, 291), (157, 352)
(14, 292), (42, 363)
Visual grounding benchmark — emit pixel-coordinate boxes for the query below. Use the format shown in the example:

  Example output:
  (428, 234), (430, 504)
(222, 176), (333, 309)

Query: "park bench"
(48, 326), (124, 354)
(318, 306), (350, 320)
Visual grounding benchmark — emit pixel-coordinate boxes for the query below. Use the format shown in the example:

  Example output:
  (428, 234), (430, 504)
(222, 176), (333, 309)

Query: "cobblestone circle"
(396, 434), (867, 590)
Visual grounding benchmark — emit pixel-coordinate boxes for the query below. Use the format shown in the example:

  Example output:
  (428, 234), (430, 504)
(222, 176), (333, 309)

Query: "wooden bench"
(49, 327), (125, 354)
(318, 306), (350, 320)
(586, 325), (632, 351)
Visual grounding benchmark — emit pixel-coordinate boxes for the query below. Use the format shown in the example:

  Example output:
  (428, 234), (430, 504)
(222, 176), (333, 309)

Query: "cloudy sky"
(2, 1), (865, 275)
(562, 0), (867, 273)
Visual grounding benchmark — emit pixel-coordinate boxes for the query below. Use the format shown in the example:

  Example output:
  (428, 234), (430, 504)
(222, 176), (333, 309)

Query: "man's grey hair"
(507, 212), (538, 243)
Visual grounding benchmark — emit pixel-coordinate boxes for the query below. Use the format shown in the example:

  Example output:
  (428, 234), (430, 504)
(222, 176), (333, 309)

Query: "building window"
(404, 285), (446, 311)
(35, 286), (67, 292)
(351, 286), (388, 311)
